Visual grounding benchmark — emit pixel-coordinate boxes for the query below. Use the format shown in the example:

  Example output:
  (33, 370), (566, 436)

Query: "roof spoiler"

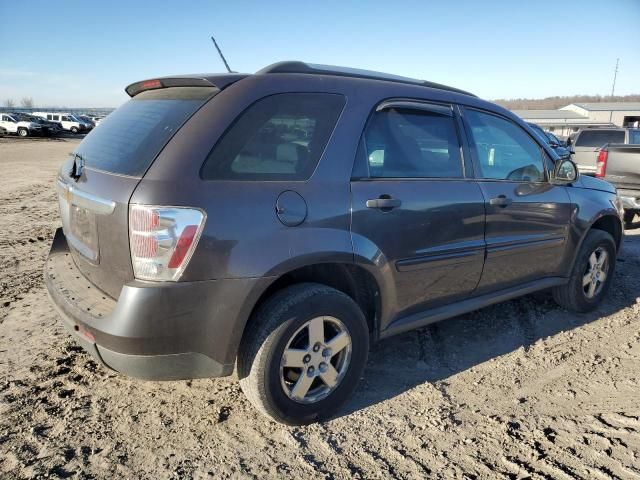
(125, 74), (246, 97)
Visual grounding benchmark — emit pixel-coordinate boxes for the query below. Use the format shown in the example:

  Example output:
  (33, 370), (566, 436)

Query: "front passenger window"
(465, 109), (545, 182)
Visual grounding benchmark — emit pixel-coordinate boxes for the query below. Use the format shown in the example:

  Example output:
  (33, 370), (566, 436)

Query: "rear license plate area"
(68, 204), (99, 262)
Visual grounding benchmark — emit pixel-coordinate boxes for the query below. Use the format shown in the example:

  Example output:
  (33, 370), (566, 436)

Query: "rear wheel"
(238, 283), (369, 425)
(17, 128), (28, 137)
(624, 210), (636, 229)
(552, 229), (616, 312)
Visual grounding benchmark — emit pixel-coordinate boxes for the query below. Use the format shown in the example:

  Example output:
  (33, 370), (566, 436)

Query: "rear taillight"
(596, 149), (608, 178)
(129, 205), (206, 281)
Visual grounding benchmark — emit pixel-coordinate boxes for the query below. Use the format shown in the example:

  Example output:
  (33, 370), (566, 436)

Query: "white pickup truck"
(0, 113), (44, 137)
(32, 112), (86, 134)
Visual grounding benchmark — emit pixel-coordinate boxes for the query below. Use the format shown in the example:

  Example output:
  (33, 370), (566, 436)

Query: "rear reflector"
(129, 205), (206, 281)
(596, 149), (608, 178)
(168, 225), (199, 268)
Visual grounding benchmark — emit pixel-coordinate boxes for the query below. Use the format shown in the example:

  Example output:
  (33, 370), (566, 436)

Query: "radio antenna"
(210, 35), (232, 73)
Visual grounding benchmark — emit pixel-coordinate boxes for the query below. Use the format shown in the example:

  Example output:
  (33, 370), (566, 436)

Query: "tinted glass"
(575, 129), (625, 147)
(628, 130), (640, 144)
(545, 132), (561, 144)
(202, 93), (345, 181)
(73, 87), (216, 177)
(465, 109), (545, 182)
(362, 106), (462, 178)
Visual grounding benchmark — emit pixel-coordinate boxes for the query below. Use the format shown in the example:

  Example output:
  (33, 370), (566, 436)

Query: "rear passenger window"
(360, 105), (463, 178)
(201, 93), (345, 181)
(465, 109), (545, 182)
(575, 130), (625, 147)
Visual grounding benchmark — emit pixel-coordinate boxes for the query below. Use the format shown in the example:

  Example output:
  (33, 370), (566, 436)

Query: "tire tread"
(238, 283), (363, 423)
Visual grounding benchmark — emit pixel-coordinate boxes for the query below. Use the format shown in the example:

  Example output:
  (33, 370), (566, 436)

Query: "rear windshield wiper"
(70, 153), (85, 180)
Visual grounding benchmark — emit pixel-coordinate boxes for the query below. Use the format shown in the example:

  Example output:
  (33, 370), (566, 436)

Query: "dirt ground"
(1, 137), (639, 480)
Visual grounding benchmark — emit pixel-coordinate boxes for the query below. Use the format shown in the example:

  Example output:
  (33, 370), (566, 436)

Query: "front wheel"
(238, 283), (369, 425)
(70, 127), (78, 134)
(552, 229), (616, 312)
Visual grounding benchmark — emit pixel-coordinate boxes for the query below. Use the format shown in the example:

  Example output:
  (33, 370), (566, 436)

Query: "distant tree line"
(4, 97), (35, 109)
(494, 94), (640, 110)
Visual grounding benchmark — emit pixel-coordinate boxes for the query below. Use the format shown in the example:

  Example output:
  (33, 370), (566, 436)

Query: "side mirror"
(552, 158), (579, 184)
(549, 142), (559, 149)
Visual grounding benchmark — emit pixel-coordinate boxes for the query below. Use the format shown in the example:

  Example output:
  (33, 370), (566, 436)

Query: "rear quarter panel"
(130, 75), (375, 281)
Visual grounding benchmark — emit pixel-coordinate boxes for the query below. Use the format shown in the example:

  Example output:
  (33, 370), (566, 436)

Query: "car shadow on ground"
(338, 232), (640, 418)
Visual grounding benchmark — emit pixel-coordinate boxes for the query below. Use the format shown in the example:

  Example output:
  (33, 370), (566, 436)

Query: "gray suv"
(45, 62), (623, 425)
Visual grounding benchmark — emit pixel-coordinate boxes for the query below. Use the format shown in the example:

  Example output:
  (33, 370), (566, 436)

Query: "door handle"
(489, 195), (513, 207)
(366, 197), (402, 209)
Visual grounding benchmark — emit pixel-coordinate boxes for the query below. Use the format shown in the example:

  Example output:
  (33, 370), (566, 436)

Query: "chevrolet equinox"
(45, 62), (623, 425)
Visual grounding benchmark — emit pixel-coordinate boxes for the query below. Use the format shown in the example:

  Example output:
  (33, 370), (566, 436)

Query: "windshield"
(73, 86), (217, 177)
(629, 130), (640, 145)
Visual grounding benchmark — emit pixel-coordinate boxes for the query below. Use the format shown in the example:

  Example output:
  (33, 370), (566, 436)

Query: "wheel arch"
(569, 211), (622, 274)
(238, 260), (385, 356)
(589, 213), (623, 251)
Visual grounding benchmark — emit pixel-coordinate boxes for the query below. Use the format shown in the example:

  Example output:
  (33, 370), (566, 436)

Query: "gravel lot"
(1, 137), (639, 479)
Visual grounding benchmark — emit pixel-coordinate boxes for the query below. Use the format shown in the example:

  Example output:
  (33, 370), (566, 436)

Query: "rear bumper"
(44, 228), (271, 380)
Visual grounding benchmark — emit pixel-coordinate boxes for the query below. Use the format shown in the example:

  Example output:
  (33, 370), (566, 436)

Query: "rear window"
(201, 93), (345, 181)
(575, 129), (625, 147)
(629, 130), (640, 144)
(74, 87), (216, 177)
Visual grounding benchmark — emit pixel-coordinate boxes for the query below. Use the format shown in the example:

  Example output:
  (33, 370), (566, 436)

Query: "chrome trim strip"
(56, 179), (115, 215)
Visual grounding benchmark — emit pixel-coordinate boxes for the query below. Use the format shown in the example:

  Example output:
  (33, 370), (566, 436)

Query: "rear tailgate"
(605, 144), (640, 193)
(56, 85), (219, 299)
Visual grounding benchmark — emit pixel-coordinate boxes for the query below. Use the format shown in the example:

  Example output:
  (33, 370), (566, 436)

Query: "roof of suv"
(125, 61), (476, 98)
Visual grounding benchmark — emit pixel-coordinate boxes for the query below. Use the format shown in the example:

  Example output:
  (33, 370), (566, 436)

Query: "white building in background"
(561, 102), (640, 129)
(512, 102), (640, 138)
(511, 109), (611, 137)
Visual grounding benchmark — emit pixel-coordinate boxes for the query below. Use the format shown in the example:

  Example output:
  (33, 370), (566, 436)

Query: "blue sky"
(1, 0), (639, 107)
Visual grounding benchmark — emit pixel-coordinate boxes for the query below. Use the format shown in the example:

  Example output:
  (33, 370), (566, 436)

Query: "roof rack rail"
(258, 61), (476, 97)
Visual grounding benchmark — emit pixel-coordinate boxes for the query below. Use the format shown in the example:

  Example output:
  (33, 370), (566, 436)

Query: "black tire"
(17, 128), (28, 137)
(623, 211), (636, 229)
(238, 283), (369, 425)
(70, 127), (78, 134)
(552, 229), (616, 312)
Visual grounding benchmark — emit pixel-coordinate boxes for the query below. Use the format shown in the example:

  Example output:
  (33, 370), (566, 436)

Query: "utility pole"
(211, 35), (232, 73)
(610, 58), (619, 97)
(609, 58), (619, 123)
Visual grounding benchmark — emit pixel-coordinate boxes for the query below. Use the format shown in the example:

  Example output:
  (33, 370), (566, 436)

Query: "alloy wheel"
(280, 316), (352, 404)
(583, 247), (609, 299)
